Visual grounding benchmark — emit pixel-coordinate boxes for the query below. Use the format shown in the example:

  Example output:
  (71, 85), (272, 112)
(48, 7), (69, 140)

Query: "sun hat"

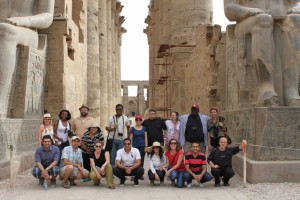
(43, 113), (51, 118)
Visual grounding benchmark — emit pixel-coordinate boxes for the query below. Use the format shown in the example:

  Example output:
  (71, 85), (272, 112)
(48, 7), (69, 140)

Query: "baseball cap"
(135, 115), (143, 120)
(71, 136), (81, 141)
(191, 104), (199, 109)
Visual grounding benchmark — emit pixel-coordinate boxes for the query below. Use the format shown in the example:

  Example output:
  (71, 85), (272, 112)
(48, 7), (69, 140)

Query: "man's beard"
(81, 112), (88, 117)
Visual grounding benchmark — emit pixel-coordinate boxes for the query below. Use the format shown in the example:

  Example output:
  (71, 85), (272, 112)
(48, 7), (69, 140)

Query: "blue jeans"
(170, 170), (184, 188)
(183, 170), (213, 184)
(32, 166), (60, 179)
(110, 139), (123, 167)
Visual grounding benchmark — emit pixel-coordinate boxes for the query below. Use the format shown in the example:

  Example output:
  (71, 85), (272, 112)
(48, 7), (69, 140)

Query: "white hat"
(71, 136), (81, 141)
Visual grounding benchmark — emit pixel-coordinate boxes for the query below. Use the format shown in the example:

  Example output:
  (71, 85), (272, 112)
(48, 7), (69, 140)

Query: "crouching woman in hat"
(89, 140), (115, 189)
(81, 123), (104, 172)
(148, 141), (168, 186)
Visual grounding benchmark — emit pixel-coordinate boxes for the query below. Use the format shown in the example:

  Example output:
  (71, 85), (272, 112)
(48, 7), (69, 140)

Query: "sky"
(120, 0), (233, 95)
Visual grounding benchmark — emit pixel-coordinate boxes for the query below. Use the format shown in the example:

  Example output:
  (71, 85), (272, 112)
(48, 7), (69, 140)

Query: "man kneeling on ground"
(59, 136), (89, 188)
(113, 138), (144, 186)
(32, 135), (60, 188)
(208, 136), (247, 187)
(183, 142), (213, 187)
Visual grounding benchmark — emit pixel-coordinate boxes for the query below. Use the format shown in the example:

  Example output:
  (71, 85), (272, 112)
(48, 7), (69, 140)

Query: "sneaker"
(186, 183), (192, 188)
(120, 179), (125, 186)
(62, 181), (71, 189)
(171, 180), (175, 187)
(134, 179), (139, 186)
(38, 178), (44, 187)
(214, 183), (220, 187)
(199, 182), (204, 187)
(223, 182), (230, 186)
(160, 181), (164, 186)
(68, 178), (77, 186)
(50, 179), (56, 187)
(82, 178), (91, 182)
(150, 180), (154, 186)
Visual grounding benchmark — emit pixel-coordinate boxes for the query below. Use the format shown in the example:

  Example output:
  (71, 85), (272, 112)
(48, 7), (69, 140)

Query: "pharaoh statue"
(224, 0), (300, 106)
(0, 0), (54, 118)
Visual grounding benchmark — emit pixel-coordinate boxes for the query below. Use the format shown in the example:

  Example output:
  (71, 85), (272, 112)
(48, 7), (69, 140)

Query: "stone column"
(107, 0), (113, 115)
(122, 84), (128, 114)
(111, 0), (117, 107)
(99, 0), (108, 129)
(87, 0), (100, 122)
(137, 85), (145, 115)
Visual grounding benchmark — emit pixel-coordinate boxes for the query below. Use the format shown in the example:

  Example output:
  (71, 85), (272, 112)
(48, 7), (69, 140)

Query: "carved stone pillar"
(107, 0), (113, 115)
(123, 84), (128, 115)
(99, 0), (108, 129)
(87, 0), (100, 121)
(137, 85), (145, 115)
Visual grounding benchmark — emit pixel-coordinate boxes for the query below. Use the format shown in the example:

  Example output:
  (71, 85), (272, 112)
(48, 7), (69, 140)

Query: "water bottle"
(43, 179), (48, 190)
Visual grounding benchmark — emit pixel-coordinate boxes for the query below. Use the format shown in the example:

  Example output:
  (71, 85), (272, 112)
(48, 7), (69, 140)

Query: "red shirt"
(165, 150), (185, 171)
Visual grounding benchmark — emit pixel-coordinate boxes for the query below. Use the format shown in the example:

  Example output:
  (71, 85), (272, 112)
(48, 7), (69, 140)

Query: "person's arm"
(115, 159), (126, 170)
(105, 117), (116, 132)
(208, 150), (219, 169)
(101, 152), (110, 171)
(224, 0), (265, 22)
(6, 0), (55, 28)
(149, 156), (156, 174)
(130, 159), (141, 170)
(81, 141), (91, 154)
(90, 156), (101, 178)
(169, 153), (183, 172)
(129, 127), (133, 141)
(144, 131), (148, 148)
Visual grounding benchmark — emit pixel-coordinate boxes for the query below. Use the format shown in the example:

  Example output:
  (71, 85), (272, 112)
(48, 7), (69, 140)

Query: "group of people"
(32, 103), (247, 189)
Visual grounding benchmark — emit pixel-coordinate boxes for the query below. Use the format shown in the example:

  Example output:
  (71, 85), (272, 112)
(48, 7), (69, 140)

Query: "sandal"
(108, 185), (115, 189)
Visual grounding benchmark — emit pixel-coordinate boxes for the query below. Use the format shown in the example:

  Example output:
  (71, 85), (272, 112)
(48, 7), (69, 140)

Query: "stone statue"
(0, 0), (54, 118)
(224, 0), (300, 106)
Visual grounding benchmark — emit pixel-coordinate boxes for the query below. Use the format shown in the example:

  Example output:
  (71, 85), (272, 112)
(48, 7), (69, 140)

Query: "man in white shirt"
(113, 138), (144, 186)
(106, 104), (130, 166)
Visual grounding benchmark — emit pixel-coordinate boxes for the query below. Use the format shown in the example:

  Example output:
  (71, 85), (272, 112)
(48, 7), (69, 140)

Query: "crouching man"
(32, 135), (60, 187)
(208, 136), (247, 187)
(113, 138), (144, 186)
(59, 136), (89, 188)
(183, 142), (213, 187)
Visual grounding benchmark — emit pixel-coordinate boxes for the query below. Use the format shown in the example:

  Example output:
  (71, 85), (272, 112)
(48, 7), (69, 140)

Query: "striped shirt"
(81, 131), (104, 153)
(184, 152), (206, 172)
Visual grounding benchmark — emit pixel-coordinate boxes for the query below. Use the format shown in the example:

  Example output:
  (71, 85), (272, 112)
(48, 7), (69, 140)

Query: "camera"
(68, 130), (76, 138)
(118, 132), (123, 136)
(192, 127), (197, 131)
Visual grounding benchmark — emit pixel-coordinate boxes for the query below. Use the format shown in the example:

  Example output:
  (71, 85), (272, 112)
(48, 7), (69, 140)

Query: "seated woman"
(148, 141), (167, 186)
(89, 140), (115, 189)
(165, 139), (185, 188)
(207, 107), (228, 150)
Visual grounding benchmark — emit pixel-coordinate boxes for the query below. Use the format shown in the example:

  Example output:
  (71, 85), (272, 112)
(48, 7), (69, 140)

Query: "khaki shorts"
(59, 165), (88, 179)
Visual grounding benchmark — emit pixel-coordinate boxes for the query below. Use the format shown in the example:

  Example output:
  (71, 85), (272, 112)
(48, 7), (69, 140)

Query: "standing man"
(142, 108), (167, 147)
(208, 137), (247, 187)
(183, 142), (213, 187)
(32, 135), (60, 187)
(179, 104), (210, 153)
(106, 104), (130, 166)
(113, 138), (144, 186)
(59, 136), (90, 189)
(72, 104), (96, 139)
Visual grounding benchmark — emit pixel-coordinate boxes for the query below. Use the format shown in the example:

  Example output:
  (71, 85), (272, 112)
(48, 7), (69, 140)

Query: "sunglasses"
(153, 146), (160, 148)
(95, 145), (102, 148)
(170, 142), (177, 145)
(124, 143), (131, 146)
(135, 119), (142, 121)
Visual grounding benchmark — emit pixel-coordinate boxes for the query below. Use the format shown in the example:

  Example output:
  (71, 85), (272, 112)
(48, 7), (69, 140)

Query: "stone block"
(224, 107), (300, 161)
(0, 119), (40, 180)
(233, 154), (300, 183)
